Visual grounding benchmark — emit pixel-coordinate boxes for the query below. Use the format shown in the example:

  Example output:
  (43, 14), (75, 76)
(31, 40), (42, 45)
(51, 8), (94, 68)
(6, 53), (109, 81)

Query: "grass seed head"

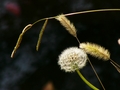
(80, 42), (110, 61)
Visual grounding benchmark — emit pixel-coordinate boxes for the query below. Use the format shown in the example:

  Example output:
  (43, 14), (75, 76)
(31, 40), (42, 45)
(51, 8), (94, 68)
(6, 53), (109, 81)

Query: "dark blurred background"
(0, 0), (120, 90)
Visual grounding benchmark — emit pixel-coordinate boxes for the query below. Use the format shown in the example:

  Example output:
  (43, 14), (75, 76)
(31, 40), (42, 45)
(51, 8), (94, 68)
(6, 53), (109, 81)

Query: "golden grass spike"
(80, 42), (110, 60)
(11, 24), (32, 58)
(55, 14), (77, 37)
(80, 42), (120, 73)
(36, 19), (48, 51)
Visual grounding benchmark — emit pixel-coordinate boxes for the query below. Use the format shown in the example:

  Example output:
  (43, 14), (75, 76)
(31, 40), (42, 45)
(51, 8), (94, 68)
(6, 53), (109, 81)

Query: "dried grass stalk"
(36, 19), (48, 51)
(22, 24), (32, 33)
(110, 61), (120, 73)
(80, 42), (110, 61)
(55, 14), (77, 37)
(11, 24), (32, 58)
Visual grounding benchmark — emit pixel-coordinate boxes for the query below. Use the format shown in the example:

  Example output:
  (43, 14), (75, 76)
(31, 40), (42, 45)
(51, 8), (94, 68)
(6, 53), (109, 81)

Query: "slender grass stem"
(75, 36), (80, 44)
(36, 18), (48, 51)
(87, 58), (106, 90)
(32, 9), (120, 26)
(76, 69), (99, 90)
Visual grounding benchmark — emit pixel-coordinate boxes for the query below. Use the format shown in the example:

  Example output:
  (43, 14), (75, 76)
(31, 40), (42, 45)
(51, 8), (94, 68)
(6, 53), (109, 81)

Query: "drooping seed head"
(55, 14), (77, 37)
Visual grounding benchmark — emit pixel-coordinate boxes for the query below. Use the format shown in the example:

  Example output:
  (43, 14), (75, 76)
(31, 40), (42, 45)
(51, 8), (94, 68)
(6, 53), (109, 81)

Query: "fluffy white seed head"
(58, 47), (87, 72)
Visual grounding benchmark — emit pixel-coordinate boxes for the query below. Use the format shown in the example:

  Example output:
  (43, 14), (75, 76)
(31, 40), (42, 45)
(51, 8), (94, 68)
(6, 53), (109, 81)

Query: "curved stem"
(76, 69), (99, 90)
(65, 9), (120, 16)
(32, 9), (120, 26)
(11, 9), (120, 58)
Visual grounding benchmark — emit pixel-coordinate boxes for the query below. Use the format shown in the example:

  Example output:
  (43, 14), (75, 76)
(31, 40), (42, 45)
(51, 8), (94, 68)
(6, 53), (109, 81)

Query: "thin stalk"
(75, 36), (80, 44)
(87, 58), (106, 90)
(31, 9), (120, 26)
(76, 69), (99, 90)
(110, 59), (120, 73)
(36, 18), (48, 51)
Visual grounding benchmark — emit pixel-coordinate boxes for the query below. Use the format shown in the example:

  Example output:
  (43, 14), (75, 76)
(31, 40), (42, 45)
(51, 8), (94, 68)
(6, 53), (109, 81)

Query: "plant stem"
(76, 69), (99, 90)
(32, 9), (120, 26)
